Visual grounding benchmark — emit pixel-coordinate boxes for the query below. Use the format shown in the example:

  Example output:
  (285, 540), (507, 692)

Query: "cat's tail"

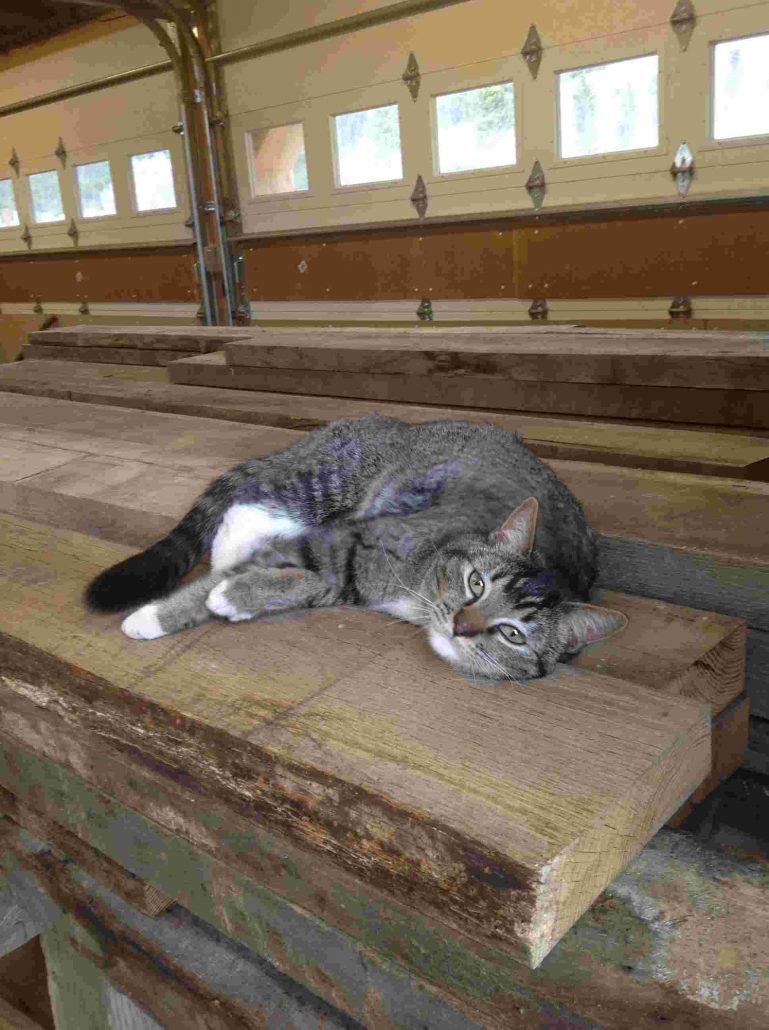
(85, 508), (209, 613)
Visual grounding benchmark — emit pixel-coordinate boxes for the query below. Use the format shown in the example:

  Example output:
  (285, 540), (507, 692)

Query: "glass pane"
(559, 55), (658, 159)
(76, 160), (117, 217)
(334, 104), (403, 186)
(714, 34), (769, 140)
(249, 123), (309, 196)
(130, 149), (177, 211)
(0, 178), (19, 227)
(436, 82), (516, 174)
(28, 170), (65, 223)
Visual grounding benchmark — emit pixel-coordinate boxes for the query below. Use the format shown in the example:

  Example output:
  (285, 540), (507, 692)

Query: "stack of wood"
(0, 323), (765, 1027)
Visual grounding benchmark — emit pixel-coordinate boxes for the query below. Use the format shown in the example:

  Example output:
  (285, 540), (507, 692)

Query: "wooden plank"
(23, 345), (198, 367)
(4, 362), (769, 478)
(5, 825), (476, 1030)
(667, 694), (749, 827)
(223, 331), (769, 391)
(27, 326), (244, 353)
(172, 355), (769, 428)
(0, 514), (711, 966)
(2, 730), (769, 1028)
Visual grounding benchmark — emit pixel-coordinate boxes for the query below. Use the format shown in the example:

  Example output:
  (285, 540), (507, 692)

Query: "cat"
(85, 415), (626, 683)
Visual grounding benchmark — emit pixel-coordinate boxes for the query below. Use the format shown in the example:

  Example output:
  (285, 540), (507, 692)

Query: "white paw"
(206, 582), (253, 622)
(121, 603), (165, 640)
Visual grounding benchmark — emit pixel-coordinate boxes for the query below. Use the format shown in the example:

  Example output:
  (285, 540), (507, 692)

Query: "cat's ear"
(559, 603), (628, 655)
(492, 497), (539, 553)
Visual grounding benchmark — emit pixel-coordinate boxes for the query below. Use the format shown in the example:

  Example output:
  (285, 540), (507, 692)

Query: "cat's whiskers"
(378, 542), (441, 617)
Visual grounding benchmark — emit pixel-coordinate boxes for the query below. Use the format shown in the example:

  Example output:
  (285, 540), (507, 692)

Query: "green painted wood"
(41, 917), (115, 1030)
(1, 721), (768, 1027)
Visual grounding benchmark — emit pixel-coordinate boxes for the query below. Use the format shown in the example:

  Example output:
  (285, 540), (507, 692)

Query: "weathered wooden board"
(2, 732), (769, 1028)
(172, 354), (769, 429)
(27, 325), (246, 353)
(2, 836), (350, 1030)
(667, 694), (749, 828)
(5, 363), (769, 477)
(0, 514), (713, 966)
(24, 345), (199, 367)
(222, 331), (769, 391)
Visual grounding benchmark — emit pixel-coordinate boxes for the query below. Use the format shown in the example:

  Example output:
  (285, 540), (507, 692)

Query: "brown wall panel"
(242, 205), (769, 301)
(243, 222), (517, 301)
(0, 248), (197, 303)
(520, 210), (769, 299)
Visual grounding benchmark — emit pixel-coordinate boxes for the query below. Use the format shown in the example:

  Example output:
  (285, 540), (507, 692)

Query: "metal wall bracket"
(9, 148), (19, 176)
(402, 52), (420, 101)
(521, 25), (543, 79)
(33, 297), (43, 314)
(416, 297), (433, 321)
(669, 296), (692, 319)
(526, 160), (546, 209)
(172, 122), (185, 136)
(411, 175), (428, 218)
(528, 298), (548, 320)
(55, 137), (67, 168)
(670, 0), (696, 51)
(67, 219), (79, 246)
(20, 224), (31, 248)
(671, 142), (694, 196)
(78, 299), (90, 315)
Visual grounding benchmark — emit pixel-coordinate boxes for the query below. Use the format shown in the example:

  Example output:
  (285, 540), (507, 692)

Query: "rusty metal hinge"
(67, 219), (79, 246)
(416, 297), (433, 321)
(521, 25), (543, 79)
(20, 224), (31, 248)
(529, 298), (548, 321)
(402, 52), (420, 101)
(8, 148), (19, 176)
(411, 175), (428, 218)
(671, 142), (694, 197)
(55, 137), (67, 168)
(669, 296), (692, 319)
(670, 0), (696, 51)
(526, 160), (546, 209)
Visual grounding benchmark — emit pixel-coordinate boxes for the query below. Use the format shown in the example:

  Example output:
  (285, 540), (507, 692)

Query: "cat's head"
(423, 497), (627, 683)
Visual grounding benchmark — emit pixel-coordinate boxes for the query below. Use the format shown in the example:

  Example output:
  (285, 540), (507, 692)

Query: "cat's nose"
(453, 612), (484, 637)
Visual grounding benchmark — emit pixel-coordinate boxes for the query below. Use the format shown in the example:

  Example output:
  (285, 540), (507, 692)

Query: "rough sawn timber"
(0, 513), (714, 967)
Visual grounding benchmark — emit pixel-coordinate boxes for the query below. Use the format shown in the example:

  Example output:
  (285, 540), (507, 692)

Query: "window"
(435, 82), (516, 174)
(0, 178), (19, 227)
(28, 170), (65, 223)
(713, 34), (769, 140)
(248, 123), (309, 196)
(558, 55), (659, 158)
(333, 104), (403, 186)
(76, 160), (117, 217)
(130, 149), (177, 211)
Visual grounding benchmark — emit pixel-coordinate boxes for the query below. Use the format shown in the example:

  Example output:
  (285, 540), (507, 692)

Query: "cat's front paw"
(206, 581), (254, 622)
(121, 603), (165, 640)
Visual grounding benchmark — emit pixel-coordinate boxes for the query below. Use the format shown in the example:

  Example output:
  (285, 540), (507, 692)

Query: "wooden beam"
(0, 513), (713, 966)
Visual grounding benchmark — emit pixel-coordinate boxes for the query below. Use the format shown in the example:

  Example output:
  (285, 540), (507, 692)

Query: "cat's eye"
(467, 570), (484, 598)
(498, 624), (526, 645)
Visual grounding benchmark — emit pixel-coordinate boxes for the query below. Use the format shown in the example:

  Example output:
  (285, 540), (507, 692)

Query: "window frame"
(554, 51), (663, 164)
(245, 121), (311, 200)
(74, 157), (119, 221)
(26, 167), (68, 226)
(0, 176), (21, 232)
(708, 30), (769, 146)
(127, 146), (181, 216)
(329, 100), (405, 191)
(431, 77), (519, 180)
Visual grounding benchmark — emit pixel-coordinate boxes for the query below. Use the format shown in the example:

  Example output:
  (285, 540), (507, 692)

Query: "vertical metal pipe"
(142, 17), (215, 325)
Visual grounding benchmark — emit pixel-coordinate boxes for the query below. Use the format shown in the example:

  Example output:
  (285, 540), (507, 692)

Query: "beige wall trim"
(1, 302), (197, 319)
(246, 297), (769, 323)
(0, 59), (172, 120)
(0, 0), (469, 121)
(209, 0), (472, 68)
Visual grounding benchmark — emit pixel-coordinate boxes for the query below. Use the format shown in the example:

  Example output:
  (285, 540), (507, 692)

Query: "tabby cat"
(86, 415), (626, 682)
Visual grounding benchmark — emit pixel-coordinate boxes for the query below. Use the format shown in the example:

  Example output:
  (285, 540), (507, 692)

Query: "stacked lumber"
(168, 325), (769, 428)
(4, 357), (769, 479)
(24, 323), (252, 367)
